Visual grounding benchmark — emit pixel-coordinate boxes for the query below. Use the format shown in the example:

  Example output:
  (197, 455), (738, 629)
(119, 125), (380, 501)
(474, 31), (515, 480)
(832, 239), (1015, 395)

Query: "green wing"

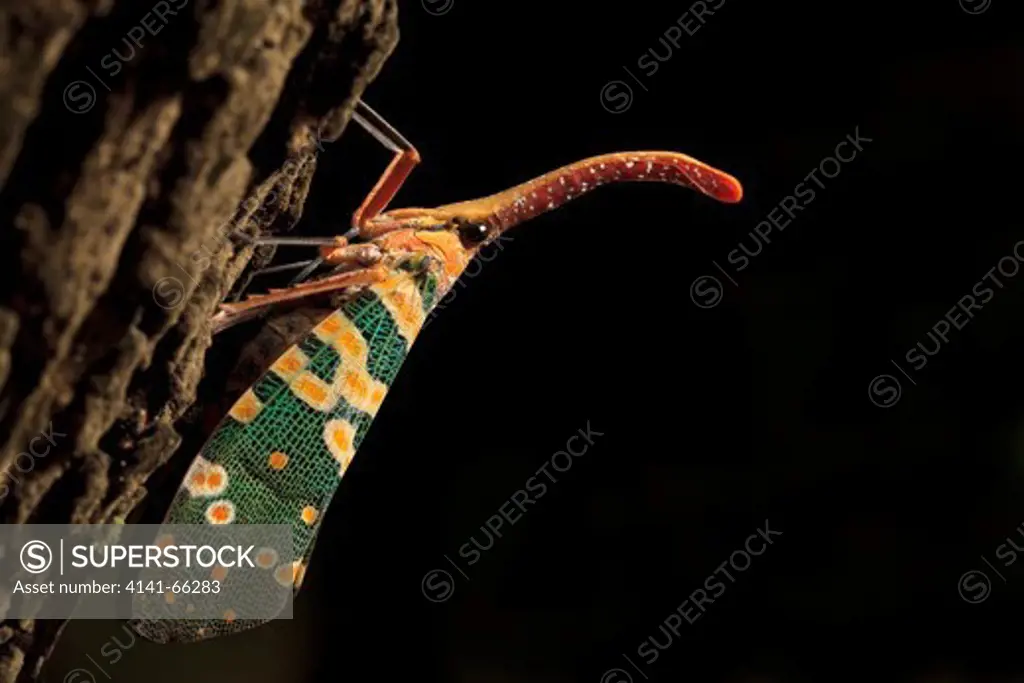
(131, 263), (439, 643)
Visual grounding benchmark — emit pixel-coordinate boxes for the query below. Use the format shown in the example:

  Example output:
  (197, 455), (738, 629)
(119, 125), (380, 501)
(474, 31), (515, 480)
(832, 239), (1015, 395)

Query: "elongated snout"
(434, 151), (743, 233)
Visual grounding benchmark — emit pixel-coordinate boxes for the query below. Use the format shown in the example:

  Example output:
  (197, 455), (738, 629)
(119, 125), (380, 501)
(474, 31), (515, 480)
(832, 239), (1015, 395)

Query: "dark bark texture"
(0, 0), (397, 679)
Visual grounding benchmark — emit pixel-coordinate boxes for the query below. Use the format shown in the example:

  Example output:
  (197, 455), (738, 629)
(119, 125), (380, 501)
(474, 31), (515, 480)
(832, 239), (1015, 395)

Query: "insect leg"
(245, 259), (322, 275)
(229, 258), (322, 301)
(212, 264), (389, 334)
(226, 101), (416, 311)
(287, 259), (325, 285)
(249, 236), (345, 247)
(244, 237), (351, 285)
(284, 241), (383, 286)
(350, 99), (421, 232)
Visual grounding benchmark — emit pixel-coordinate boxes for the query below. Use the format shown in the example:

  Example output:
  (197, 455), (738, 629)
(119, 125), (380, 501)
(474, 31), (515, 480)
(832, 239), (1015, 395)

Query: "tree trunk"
(0, 0), (397, 679)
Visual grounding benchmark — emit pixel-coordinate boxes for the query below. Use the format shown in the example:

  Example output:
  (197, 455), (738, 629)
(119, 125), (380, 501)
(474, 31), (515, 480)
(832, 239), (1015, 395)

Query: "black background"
(49, 0), (1024, 681)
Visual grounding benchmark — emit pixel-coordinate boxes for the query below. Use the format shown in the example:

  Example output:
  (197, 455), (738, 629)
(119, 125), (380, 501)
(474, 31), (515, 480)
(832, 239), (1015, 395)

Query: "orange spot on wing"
(332, 427), (351, 452)
(268, 451), (289, 470)
(206, 471), (223, 488)
(319, 316), (341, 334)
(229, 391), (262, 423)
(211, 565), (228, 581)
(235, 404), (257, 420)
(344, 372), (368, 397)
(388, 285), (423, 329)
(223, 609), (236, 623)
(338, 331), (362, 357)
(164, 591), (175, 604)
(210, 504), (231, 523)
(271, 348), (308, 381)
(274, 561), (307, 587)
(301, 505), (318, 525)
(255, 549), (277, 568)
(190, 472), (206, 487)
(294, 377), (328, 403)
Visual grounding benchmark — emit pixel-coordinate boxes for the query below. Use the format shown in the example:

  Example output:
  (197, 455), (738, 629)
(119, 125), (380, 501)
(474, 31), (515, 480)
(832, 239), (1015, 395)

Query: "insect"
(130, 99), (743, 643)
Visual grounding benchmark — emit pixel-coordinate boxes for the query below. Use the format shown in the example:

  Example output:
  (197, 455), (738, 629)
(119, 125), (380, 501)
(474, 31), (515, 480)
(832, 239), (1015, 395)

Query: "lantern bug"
(131, 99), (743, 643)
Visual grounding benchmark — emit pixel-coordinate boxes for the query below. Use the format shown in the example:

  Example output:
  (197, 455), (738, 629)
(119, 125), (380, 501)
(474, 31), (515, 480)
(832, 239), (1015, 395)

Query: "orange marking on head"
(268, 451), (289, 470)
(413, 231), (469, 278)
(301, 505), (318, 525)
(211, 565), (228, 581)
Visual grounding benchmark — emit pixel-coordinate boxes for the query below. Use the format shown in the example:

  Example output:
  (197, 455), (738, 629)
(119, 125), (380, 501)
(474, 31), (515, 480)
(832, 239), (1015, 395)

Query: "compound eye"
(456, 221), (492, 247)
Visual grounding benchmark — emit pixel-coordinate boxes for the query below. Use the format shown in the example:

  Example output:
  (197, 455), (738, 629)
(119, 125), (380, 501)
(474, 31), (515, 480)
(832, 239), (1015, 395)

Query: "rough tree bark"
(0, 0), (398, 679)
